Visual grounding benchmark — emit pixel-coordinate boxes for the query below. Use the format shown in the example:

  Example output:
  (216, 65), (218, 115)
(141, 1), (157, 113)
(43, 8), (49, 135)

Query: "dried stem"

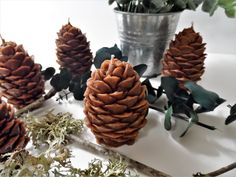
(70, 135), (172, 177)
(16, 88), (57, 116)
(193, 162), (236, 177)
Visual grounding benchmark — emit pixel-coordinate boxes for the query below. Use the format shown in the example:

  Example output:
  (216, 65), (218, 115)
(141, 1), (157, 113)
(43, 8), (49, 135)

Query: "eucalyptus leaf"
(94, 47), (111, 69)
(50, 69), (72, 92)
(225, 115), (236, 125)
(193, 0), (204, 6)
(81, 71), (91, 85)
(180, 105), (199, 137)
(133, 64), (147, 77)
(225, 6), (236, 17)
(122, 56), (128, 62)
(73, 83), (85, 100)
(184, 81), (225, 111)
(225, 104), (236, 125)
(109, 44), (123, 59)
(187, 0), (197, 10)
(202, 0), (218, 16)
(142, 0), (152, 8)
(108, 0), (116, 5)
(150, 0), (165, 12)
(142, 79), (157, 103)
(161, 77), (179, 102)
(94, 45), (126, 69)
(164, 105), (173, 130)
(195, 106), (209, 113)
(41, 67), (55, 81)
(180, 122), (193, 137)
(156, 86), (163, 99)
(175, 0), (187, 9)
(117, 0), (132, 4)
(229, 104), (236, 115)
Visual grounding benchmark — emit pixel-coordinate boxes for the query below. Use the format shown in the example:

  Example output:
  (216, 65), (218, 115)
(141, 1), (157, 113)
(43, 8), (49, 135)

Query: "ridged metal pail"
(114, 10), (181, 77)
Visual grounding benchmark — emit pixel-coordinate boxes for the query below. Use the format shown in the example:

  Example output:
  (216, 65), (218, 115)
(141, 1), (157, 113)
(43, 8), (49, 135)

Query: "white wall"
(0, 0), (235, 68)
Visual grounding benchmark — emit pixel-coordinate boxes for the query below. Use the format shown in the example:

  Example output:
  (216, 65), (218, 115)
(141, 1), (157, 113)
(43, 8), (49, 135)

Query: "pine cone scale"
(0, 100), (29, 155)
(162, 26), (206, 83)
(0, 41), (45, 108)
(56, 22), (93, 77)
(84, 59), (148, 147)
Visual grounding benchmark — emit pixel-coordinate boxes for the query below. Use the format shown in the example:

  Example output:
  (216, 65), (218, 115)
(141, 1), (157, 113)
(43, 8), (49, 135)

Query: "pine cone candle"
(56, 22), (93, 78)
(0, 99), (29, 155)
(0, 40), (45, 108)
(162, 26), (206, 83)
(84, 59), (148, 147)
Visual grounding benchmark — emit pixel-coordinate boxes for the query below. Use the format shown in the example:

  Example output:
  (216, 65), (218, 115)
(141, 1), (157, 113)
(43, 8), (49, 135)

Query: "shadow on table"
(169, 113), (236, 157)
(138, 110), (160, 139)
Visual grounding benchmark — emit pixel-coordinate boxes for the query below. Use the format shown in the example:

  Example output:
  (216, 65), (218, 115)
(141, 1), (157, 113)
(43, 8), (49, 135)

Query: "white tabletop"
(1, 0), (236, 176)
(31, 53), (236, 177)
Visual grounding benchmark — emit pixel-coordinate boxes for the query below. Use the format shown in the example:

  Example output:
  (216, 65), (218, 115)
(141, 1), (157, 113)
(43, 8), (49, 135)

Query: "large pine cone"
(84, 59), (148, 147)
(162, 26), (206, 83)
(0, 99), (29, 155)
(0, 41), (45, 108)
(56, 22), (93, 78)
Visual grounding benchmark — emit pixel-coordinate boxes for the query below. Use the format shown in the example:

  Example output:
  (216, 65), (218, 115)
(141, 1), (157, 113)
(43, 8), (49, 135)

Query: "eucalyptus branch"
(70, 135), (171, 177)
(16, 88), (57, 116)
(193, 162), (236, 177)
(149, 104), (217, 131)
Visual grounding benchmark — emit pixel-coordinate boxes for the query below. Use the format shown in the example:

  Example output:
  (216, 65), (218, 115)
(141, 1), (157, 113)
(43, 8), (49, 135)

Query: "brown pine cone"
(0, 99), (29, 155)
(0, 41), (45, 108)
(56, 22), (93, 78)
(84, 59), (148, 147)
(162, 26), (206, 84)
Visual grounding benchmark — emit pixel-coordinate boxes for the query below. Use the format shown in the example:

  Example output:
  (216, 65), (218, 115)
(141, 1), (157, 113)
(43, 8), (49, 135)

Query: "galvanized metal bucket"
(114, 10), (181, 77)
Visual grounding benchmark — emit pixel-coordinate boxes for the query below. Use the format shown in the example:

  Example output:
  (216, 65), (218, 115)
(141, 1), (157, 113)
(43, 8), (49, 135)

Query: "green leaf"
(108, 0), (116, 5)
(81, 71), (91, 85)
(150, 0), (165, 12)
(202, 0), (219, 16)
(225, 104), (236, 125)
(187, 0), (197, 10)
(41, 67), (55, 81)
(180, 105), (199, 137)
(160, 4), (173, 12)
(121, 56), (128, 62)
(94, 47), (112, 69)
(225, 6), (236, 17)
(109, 44), (123, 59)
(174, 0), (187, 9)
(94, 44), (125, 69)
(161, 77), (179, 102)
(142, 79), (157, 103)
(142, 0), (152, 8)
(73, 84), (86, 100)
(193, 0), (204, 6)
(164, 105), (173, 130)
(230, 104), (236, 115)
(184, 81), (225, 111)
(117, 0), (132, 4)
(50, 68), (72, 92)
(225, 115), (236, 125)
(133, 64), (147, 77)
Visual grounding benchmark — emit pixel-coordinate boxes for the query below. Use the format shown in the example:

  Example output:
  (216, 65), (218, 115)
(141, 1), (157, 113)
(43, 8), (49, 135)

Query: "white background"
(0, 0), (236, 69)
(1, 1), (236, 177)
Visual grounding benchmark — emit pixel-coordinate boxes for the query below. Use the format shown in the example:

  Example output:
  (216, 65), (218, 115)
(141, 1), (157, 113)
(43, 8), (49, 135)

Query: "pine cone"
(56, 22), (93, 78)
(0, 99), (29, 155)
(84, 59), (148, 147)
(162, 26), (206, 83)
(0, 41), (45, 108)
